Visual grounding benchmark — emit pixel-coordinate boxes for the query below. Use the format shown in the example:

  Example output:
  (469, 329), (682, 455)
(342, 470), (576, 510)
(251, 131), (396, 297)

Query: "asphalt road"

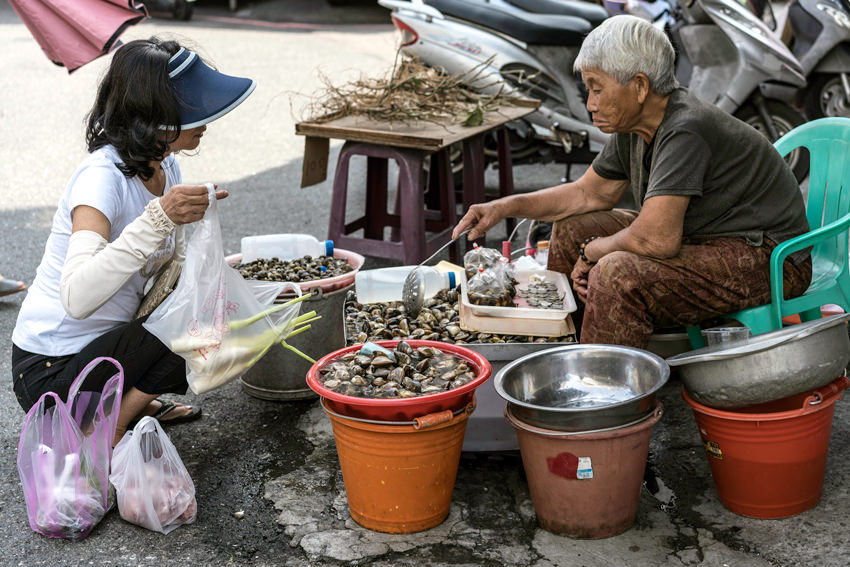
(3, 2), (850, 567)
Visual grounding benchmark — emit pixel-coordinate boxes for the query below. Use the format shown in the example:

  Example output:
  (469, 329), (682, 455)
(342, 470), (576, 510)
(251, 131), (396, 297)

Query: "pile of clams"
(346, 288), (576, 345)
(317, 341), (475, 399)
(235, 255), (352, 283)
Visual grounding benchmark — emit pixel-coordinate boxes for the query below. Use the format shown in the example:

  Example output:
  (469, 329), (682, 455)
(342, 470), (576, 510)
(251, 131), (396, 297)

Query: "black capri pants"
(12, 316), (187, 413)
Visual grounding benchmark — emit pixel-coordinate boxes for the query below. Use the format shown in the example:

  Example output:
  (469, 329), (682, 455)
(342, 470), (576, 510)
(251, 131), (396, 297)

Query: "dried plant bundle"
(303, 55), (523, 127)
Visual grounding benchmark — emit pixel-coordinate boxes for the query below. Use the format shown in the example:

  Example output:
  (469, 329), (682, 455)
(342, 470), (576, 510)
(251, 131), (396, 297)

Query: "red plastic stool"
(328, 141), (460, 264)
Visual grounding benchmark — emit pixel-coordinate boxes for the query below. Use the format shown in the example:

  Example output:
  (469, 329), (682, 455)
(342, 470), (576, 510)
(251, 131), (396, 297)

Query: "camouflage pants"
(547, 210), (813, 348)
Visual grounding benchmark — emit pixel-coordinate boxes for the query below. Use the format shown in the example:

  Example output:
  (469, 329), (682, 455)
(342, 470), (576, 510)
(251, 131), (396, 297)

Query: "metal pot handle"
(803, 375), (850, 407)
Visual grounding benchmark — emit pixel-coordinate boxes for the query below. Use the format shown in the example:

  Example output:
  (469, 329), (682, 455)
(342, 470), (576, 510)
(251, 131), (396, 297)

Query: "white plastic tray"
(461, 269), (577, 319)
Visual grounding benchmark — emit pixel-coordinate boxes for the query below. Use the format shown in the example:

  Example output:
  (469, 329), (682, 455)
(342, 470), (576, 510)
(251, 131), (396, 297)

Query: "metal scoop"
(402, 229), (470, 315)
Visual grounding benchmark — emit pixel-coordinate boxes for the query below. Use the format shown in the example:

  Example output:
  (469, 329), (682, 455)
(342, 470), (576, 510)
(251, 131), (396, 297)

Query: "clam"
(317, 338), (481, 400)
(371, 355), (395, 367)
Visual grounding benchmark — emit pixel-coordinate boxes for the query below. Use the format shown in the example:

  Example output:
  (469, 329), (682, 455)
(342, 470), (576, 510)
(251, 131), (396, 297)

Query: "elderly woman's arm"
(453, 166), (629, 241)
(582, 194), (690, 263)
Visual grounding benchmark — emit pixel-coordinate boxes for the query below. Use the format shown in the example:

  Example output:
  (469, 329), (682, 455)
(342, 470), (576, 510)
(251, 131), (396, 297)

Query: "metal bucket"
(240, 282), (352, 401)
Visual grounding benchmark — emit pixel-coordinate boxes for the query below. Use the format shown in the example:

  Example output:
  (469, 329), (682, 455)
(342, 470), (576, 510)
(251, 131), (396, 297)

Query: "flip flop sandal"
(154, 400), (202, 426)
(0, 278), (26, 297)
(128, 399), (202, 429)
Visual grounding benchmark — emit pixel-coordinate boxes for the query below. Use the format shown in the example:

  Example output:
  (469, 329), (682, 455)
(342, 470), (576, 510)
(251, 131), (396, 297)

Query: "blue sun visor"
(167, 47), (256, 129)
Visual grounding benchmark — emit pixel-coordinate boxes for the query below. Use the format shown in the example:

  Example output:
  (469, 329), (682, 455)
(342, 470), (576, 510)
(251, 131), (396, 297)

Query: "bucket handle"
(803, 375), (849, 408)
(504, 403), (663, 437)
(413, 402), (476, 430)
(414, 410), (453, 430)
(320, 397), (475, 427)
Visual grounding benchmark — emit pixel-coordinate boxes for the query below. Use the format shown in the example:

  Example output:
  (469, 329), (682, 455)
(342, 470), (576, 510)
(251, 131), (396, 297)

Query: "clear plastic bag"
(144, 185), (304, 394)
(109, 417), (196, 534)
(463, 244), (504, 280)
(17, 357), (124, 541)
(466, 267), (515, 307)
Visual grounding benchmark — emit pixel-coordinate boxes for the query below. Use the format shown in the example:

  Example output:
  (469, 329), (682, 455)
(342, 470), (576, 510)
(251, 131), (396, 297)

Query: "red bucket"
(306, 340), (492, 421)
(683, 376), (849, 518)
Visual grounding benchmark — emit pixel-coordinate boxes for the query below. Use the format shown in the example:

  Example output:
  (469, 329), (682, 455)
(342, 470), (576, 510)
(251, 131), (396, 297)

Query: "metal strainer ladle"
(402, 229), (470, 315)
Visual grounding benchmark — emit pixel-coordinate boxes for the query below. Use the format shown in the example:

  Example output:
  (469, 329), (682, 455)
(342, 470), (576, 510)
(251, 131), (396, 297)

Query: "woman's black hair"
(85, 37), (183, 181)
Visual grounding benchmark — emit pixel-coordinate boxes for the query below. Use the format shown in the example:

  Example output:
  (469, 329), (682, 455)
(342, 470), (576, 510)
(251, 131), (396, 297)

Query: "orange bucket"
(321, 398), (473, 534)
(683, 376), (849, 518)
(505, 402), (663, 539)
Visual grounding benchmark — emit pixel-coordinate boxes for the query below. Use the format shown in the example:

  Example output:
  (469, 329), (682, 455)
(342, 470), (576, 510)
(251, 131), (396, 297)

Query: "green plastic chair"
(686, 117), (850, 348)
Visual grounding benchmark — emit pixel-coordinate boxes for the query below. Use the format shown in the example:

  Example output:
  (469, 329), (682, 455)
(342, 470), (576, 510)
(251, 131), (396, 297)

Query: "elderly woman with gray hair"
(452, 15), (811, 348)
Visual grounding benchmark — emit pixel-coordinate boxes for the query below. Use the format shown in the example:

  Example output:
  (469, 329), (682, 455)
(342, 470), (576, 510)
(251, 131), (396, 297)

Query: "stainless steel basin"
(494, 344), (670, 432)
(667, 313), (850, 408)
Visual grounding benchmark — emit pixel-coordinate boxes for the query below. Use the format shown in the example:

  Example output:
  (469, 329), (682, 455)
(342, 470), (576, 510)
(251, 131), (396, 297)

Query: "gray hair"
(574, 15), (677, 95)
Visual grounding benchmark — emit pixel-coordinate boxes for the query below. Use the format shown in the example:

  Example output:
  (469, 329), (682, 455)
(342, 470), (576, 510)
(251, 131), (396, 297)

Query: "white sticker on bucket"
(577, 457), (593, 479)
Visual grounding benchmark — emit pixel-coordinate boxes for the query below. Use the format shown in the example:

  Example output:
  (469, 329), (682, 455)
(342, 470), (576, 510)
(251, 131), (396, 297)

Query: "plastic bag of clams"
(345, 288), (576, 346)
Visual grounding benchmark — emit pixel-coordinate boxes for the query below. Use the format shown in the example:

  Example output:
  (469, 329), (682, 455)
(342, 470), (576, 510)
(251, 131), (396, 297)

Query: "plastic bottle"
(240, 234), (333, 262)
(536, 240), (550, 267)
(354, 266), (457, 305)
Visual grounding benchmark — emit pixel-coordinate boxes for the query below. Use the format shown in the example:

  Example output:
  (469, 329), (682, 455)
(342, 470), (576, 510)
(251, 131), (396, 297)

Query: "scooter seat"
(425, 0), (593, 46)
(506, 0), (609, 27)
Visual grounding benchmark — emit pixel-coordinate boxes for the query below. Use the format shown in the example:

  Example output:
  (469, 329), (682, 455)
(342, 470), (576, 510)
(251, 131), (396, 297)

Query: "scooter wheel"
(734, 100), (809, 183)
(803, 74), (850, 120)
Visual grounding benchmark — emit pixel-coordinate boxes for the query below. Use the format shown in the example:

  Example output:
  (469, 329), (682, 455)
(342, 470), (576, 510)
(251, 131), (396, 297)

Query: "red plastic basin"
(307, 340), (492, 421)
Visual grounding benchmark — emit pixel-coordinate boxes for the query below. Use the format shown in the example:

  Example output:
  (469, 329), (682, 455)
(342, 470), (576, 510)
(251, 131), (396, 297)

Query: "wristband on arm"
(579, 236), (599, 265)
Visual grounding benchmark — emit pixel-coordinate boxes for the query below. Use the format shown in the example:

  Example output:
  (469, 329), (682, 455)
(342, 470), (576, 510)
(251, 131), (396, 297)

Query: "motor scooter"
(727, 0), (850, 119)
(380, 0), (808, 179)
(628, 0), (809, 178)
(783, 0), (850, 118)
(378, 0), (610, 171)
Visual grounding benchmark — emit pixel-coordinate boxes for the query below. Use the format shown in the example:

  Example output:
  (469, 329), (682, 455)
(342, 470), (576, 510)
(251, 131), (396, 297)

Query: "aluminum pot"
(494, 344), (670, 432)
(667, 313), (850, 409)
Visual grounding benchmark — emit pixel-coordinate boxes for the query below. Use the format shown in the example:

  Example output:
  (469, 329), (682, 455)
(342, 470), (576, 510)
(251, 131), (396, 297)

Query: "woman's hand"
(159, 184), (228, 225)
(570, 258), (593, 303)
(452, 201), (506, 241)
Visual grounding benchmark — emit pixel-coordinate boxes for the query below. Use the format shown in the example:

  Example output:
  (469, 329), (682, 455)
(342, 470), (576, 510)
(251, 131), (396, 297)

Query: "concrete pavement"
(1, 2), (849, 566)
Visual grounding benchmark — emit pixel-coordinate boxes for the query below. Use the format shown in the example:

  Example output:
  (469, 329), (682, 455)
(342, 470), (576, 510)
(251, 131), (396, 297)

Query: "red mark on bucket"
(547, 452), (579, 479)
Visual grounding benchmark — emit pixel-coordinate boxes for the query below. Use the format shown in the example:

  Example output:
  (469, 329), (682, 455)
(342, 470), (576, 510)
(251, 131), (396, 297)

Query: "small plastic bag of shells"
(463, 244), (505, 280)
(466, 267), (516, 307)
(110, 417), (196, 534)
(318, 340), (476, 399)
(493, 257), (518, 297)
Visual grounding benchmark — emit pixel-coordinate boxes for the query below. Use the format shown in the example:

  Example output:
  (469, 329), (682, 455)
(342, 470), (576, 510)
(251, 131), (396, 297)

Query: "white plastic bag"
(144, 185), (304, 394)
(109, 417), (196, 534)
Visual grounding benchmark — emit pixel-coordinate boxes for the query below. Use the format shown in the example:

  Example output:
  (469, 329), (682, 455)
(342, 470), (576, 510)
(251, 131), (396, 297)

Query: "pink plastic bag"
(16, 357), (124, 541)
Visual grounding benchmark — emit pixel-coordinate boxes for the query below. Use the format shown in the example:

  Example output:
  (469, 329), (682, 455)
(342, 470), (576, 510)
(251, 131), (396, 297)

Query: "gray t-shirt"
(592, 88), (809, 263)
